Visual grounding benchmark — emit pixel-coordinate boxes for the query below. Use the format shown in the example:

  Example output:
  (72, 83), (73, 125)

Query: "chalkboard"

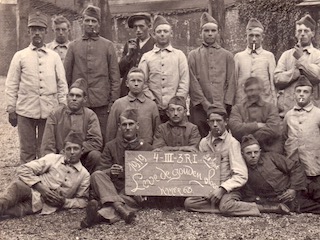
(125, 151), (221, 197)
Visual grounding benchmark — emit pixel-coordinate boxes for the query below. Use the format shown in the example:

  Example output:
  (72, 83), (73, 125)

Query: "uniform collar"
(244, 97), (265, 108)
(29, 43), (48, 53)
(302, 44), (315, 54)
(202, 42), (221, 49)
(127, 92), (146, 103)
(293, 102), (314, 112)
(82, 34), (100, 41)
(245, 46), (263, 55)
(153, 44), (173, 53)
(119, 136), (144, 149)
(167, 119), (188, 127)
(62, 158), (83, 171)
(50, 40), (70, 49)
(65, 106), (84, 115)
(209, 130), (228, 144)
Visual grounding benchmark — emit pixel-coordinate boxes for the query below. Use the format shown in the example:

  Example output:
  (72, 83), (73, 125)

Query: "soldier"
(119, 13), (155, 97)
(5, 11), (68, 163)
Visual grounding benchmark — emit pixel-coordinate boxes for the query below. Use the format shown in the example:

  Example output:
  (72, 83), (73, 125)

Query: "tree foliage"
(236, 0), (303, 60)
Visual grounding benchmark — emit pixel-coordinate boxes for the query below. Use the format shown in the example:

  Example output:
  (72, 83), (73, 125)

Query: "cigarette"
(93, 30), (97, 34)
(252, 43), (256, 51)
(299, 98), (303, 103)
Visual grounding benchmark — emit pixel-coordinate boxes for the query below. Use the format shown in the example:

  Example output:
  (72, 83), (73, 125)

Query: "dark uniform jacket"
(64, 35), (120, 108)
(242, 152), (306, 200)
(119, 36), (155, 97)
(97, 136), (153, 189)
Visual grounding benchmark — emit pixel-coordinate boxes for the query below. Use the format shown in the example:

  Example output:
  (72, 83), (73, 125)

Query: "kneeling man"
(41, 78), (103, 173)
(0, 132), (90, 218)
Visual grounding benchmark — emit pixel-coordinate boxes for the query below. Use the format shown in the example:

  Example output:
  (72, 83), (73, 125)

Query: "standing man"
(80, 109), (153, 228)
(283, 76), (320, 203)
(275, 14), (320, 117)
(0, 132), (90, 218)
(139, 15), (189, 123)
(234, 18), (277, 105)
(106, 67), (160, 144)
(119, 12), (155, 97)
(64, 5), (120, 141)
(184, 106), (261, 217)
(229, 77), (282, 153)
(5, 11), (68, 163)
(188, 12), (235, 137)
(41, 78), (103, 174)
(47, 15), (71, 62)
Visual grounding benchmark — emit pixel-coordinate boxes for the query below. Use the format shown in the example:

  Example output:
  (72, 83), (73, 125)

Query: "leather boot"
(114, 204), (135, 224)
(257, 203), (291, 215)
(80, 200), (102, 228)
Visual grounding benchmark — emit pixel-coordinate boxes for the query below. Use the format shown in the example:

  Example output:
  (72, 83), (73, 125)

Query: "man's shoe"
(115, 204), (135, 224)
(257, 203), (291, 215)
(80, 200), (101, 228)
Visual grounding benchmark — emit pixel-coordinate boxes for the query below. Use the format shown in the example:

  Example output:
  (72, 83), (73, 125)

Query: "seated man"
(241, 134), (320, 214)
(0, 132), (90, 218)
(151, 96), (201, 208)
(80, 109), (153, 228)
(106, 67), (160, 144)
(153, 96), (201, 152)
(184, 105), (261, 216)
(229, 76), (282, 153)
(41, 78), (103, 173)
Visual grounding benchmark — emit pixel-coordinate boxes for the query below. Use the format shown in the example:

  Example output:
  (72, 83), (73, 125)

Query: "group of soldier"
(1, 3), (320, 229)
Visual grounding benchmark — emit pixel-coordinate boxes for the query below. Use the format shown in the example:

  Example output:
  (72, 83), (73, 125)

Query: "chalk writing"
(125, 151), (221, 197)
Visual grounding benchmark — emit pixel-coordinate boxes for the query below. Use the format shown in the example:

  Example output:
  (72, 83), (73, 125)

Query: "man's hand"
(278, 189), (296, 203)
(107, 102), (113, 114)
(293, 44), (304, 60)
(153, 148), (163, 152)
(110, 164), (123, 175)
(257, 122), (266, 128)
(179, 146), (198, 153)
(8, 112), (17, 127)
(292, 68), (301, 81)
(127, 39), (137, 55)
(206, 187), (227, 205)
(34, 183), (65, 208)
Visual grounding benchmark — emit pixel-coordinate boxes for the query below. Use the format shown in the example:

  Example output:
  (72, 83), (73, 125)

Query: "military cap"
(70, 78), (88, 96)
(295, 75), (313, 89)
(206, 104), (227, 118)
(153, 15), (170, 30)
(200, 12), (218, 28)
(83, 5), (101, 22)
(64, 131), (84, 147)
(28, 11), (48, 28)
(246, 18), (264, 32)
(120, 108), (138, 122)
(241, 134), (260, 150)
(167, 96), (187, 109)
(296, 14), (316, 31)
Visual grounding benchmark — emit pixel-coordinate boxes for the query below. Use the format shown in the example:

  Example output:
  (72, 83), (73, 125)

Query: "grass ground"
(0, 76), (320, 240)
